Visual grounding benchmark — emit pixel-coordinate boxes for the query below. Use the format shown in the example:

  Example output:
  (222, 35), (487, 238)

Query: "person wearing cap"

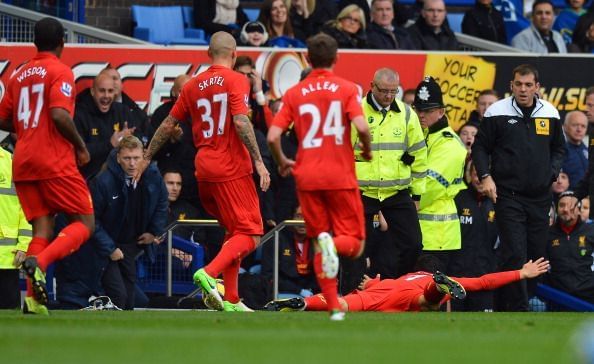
(238, 21), (270, 47)
(412, 76), (467, 273)
(472, 63), (565, 311)
(353, 68), (427, 280)
(546, 190), (594, 304)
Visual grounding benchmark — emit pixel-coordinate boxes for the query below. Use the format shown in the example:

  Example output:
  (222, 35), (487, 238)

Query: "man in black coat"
(407, 0), (459, 50)
(366, 0), (416, 50)
(462, 0), (507, 44)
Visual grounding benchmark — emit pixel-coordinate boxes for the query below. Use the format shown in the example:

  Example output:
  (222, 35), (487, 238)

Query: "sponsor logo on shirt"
(61, 82), (72, 97)
(535, 118), (549, 135)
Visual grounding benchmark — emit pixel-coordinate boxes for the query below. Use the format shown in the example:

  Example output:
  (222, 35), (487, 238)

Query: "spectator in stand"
(458, 122), (479, 153)
(163, 170), (200, 242)
(150, 74), (198, 207)
(407, 0), (459, 51)
(569, 14), (594, 53)
(553, 0), (587, 45)
(562, 111), (589, 190)
(414, 76), (467, 273)
(338, 0), (413, 27)
(258, 0), (305, 48)
(581, 197), (592, 224)
(193, 0), (249, 37)
(100, 67), (153, 144)
(452, 159), (498, 311)
(74, 72), (142, 180)
(546, 191), (594, 304)
(0, 146), (32, 309)
(93, 136), (168, 310)
(366, 0), (416, 50)
(472, 64), (566, 311)
(321, 4), (368, 49)
(511, 0), (567, 53)
(575, 87), (594, 216)
(468, 89), (499, 125)
(261, 206), (319, 298)
(238, 21), (270, 47)
(289, 0), (337, 41)
(462, 0), (507, 44)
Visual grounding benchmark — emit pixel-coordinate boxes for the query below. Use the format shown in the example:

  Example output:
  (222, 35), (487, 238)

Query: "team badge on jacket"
(535, 119), (549, 135)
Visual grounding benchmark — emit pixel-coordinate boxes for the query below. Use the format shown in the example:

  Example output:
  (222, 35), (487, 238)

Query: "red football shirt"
(272, 69), (363, 190)
(0, 52), (78, 181)
(170, 65), (252, 182)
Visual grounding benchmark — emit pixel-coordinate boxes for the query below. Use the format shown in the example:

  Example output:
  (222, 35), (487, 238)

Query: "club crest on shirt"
(244, 95), (249, 107)
(61, 82), (72, 97)
(91, 128), (98, 136)
(113, 123), (120, 132)
(488, 210), (495, 222)
(579, 235), (586, 248)
(551, 238), (560, 247)
(178, 213), (186, 220)
(535, 118), (549, 135)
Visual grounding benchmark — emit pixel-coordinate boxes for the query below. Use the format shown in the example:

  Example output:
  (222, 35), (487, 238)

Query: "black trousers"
(0, 269), (20, 309)
(363, 191), (423, 278)
(494, 192), (550, 312)
(102, 244), (142, 310)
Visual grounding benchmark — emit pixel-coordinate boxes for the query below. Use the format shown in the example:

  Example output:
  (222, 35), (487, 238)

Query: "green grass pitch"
(0, 310), (591, 364)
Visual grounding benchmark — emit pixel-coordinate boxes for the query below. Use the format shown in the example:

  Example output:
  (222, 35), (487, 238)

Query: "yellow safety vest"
(419, 125), (467, 251)
(354, 96), (427, 201)
(0, 147), (32, 269)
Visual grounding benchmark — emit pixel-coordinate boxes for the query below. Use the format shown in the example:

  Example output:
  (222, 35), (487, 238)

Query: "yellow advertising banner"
(424, 54), (496, 130)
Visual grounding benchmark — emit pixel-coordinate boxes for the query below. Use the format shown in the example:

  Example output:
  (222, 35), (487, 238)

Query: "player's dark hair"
(234, 55), (255, 70)
(413, 254), (444, 273)
(512, 64), (539, 83)
(34, 17), (64, 52)
(306, 33), (337, 69)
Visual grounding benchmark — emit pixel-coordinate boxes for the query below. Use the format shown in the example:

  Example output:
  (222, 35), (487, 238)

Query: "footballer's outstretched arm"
(234, 113), (270, 192)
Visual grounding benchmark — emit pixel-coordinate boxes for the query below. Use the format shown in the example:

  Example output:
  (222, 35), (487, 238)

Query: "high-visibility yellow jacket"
(354, 94), (427, 201)
(419, 119), (467, 251)
(0, 147), (32, 269)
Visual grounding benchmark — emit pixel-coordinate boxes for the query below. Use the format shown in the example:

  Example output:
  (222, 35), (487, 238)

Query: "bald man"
(74, 72), (138, 179)
(140, 31), (270, 312)
(562, 111), (588, 189)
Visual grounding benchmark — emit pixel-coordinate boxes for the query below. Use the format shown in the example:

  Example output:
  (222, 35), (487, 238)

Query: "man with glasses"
(366, 0), (416, 49)
(352, 68), (427, 283)
(407, 0), (459, 50)
(413, 76), (467, 273)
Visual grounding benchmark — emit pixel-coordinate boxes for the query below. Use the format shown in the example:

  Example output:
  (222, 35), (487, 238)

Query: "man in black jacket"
(74, 72), (143, 179)
(406, 0), (459, 50)
(472, 64), (565, 311)
(546, 191), (594, 304)
(462, 0), (507, 44)
(366, 0), (416, 50)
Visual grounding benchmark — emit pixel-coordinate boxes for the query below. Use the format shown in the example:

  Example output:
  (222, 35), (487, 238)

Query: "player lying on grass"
(265, 257), (550, 312)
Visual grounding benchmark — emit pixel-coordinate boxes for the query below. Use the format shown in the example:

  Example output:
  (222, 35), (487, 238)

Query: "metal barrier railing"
(161, 219), (305, 300)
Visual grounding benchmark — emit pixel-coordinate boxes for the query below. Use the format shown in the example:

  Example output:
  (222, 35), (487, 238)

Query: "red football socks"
(313, 252), (341, 311)
(223, 260), (240, 304)
(304, 294), (327, 311)
(333, 235), (361, 258)
(37, 221), (91, 271)
(205, 234), (255, 278)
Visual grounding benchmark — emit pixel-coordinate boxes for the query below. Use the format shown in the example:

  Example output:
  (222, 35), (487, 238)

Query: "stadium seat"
(131, 5), (208, 45)
(182, 6), (195, 28)
(244, 8), (260, 22)
(536, 283), (594, 312)
(447, 12), (465, 33)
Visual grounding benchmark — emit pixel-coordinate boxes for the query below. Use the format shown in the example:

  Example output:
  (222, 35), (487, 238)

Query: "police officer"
(413, 76), (467, 273)
(472, 64), (565, 311)
(354, 68), (427, 280)
(0, 146), (32, 309)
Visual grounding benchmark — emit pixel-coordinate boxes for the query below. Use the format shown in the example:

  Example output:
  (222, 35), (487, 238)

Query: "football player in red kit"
(266, 258), (550, 312)
(0, 18), (95, 315)
(267, 33), (372, 321)
(139, 31), (270, 312)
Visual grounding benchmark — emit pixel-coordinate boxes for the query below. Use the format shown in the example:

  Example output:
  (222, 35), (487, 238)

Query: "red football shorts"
(297, 189), (365, 240)
(198, 175), (263, 236)
(15, 173), (94, 221)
